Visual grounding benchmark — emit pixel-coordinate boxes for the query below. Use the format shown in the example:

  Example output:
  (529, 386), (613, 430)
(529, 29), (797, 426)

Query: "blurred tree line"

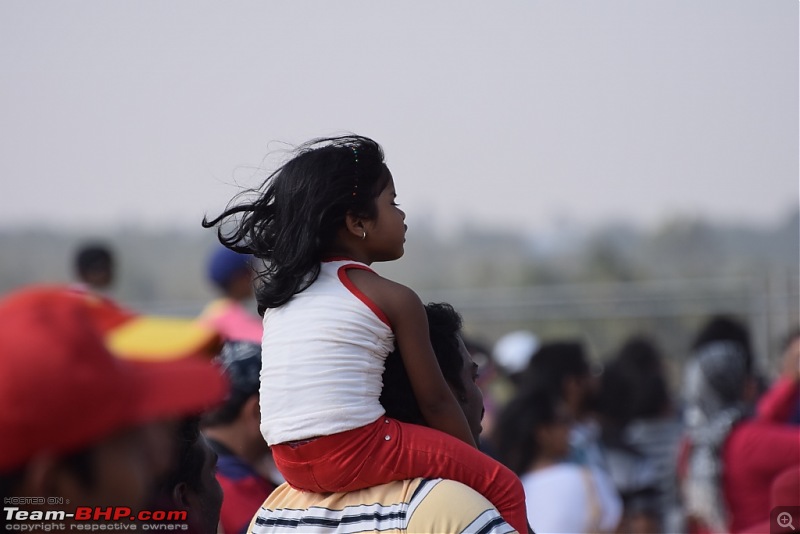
(1, 208), (797, 386)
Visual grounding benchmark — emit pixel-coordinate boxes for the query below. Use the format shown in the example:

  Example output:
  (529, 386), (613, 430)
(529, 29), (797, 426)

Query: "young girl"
(203, 135), (527, 533)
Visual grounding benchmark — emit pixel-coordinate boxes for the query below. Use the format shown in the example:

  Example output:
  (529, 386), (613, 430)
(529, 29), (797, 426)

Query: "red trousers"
(272, 416), (527, 534)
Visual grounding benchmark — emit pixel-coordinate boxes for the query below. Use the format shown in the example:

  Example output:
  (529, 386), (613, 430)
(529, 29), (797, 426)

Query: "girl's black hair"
(492, 389), (559, 475)
(203, 135), (389, 313)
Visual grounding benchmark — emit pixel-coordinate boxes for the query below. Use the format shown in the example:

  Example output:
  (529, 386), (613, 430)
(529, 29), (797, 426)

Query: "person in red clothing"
(202, 342), (281, 534)
(756, 328), (800, 424)
(739, 465), (800, 534)
(198, 246), (263, 344)
(680, 316), (800, 534)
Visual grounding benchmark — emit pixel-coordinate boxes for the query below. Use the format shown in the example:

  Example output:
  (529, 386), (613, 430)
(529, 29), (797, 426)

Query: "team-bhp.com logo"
(4, 504), (188, 531)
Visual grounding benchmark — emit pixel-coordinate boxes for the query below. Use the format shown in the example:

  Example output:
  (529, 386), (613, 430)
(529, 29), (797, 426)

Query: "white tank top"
(259, 259), (395, 445)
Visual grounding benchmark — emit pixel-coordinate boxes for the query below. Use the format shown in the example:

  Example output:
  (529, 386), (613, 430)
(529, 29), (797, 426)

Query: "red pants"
(272, 417), (527, 534)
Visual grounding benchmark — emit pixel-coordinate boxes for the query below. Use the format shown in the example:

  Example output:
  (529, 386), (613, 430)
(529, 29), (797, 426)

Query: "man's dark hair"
(157, 417), (205, 494)
(380, 302), (464, 425)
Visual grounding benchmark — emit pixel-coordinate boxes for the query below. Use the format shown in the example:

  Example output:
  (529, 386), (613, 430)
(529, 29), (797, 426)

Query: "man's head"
(74, 242), (115, 290)
(381, 302), (484, 443)
(0, 286), (226, 511)
(153, 418), (223, 534)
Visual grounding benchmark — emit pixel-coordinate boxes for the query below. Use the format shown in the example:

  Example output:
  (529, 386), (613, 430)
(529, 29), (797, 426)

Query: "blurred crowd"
(1, 241), (797, 534)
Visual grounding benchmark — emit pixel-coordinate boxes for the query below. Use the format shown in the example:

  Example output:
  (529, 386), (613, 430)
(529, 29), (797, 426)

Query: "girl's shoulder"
(339, 266), (421, 324)
(338, 264), (413, 297)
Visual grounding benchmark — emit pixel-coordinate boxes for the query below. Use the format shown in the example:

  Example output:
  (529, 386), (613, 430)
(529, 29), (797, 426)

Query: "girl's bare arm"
(348, 268), (477, 448)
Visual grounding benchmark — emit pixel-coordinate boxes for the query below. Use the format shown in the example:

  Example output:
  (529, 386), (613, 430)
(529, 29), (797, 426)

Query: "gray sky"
(1, 1), (797, 236)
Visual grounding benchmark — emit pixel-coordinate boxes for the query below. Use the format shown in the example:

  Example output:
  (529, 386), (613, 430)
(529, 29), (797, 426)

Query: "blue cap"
(207, 247), (253, 290)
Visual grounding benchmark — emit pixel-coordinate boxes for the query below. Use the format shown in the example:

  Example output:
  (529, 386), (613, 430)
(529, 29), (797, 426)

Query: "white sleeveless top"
(259, 260), (395, 445)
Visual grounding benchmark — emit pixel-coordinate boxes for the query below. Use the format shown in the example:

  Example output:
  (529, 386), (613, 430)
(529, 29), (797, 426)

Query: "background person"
(598, 335), (684, 533)
(152, 417), (224, 534)
(202, 341), (282, 534)
(517, 341), (607, 470)
(493, 389), (621, 534)
(198, 245), (263, 343)
(679, 315), (800, 533)
(511, 340), (622, 532)
(73, 241), (116, 293)
(0, 285), (226, 528)
(755, 327), (800, 425)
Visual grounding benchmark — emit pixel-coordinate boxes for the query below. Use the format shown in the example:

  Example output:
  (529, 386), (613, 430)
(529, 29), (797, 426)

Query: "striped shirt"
(248, 478), (516, 534)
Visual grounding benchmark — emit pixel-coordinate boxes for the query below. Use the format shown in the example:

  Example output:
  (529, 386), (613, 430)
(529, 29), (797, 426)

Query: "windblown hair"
(202, 135), (388, 312)
(492, 389), (559, 475)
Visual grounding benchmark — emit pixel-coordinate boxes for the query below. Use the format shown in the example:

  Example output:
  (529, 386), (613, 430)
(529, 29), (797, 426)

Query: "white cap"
(492, 330), (539, 375)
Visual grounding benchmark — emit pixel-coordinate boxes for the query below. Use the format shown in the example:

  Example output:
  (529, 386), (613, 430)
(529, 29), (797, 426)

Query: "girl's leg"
(365, 418), (528, 534)
(271, 417), (527, 534)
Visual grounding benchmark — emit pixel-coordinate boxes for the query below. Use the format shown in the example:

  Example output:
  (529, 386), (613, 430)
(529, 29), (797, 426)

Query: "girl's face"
(363, 169), (407, 262)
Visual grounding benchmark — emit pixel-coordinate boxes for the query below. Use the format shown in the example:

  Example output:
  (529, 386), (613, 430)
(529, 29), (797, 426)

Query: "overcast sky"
(1, 1), (797, 237)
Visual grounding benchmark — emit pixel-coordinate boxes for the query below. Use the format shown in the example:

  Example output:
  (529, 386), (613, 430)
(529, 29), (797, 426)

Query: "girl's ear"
(344, 212), (367, 239)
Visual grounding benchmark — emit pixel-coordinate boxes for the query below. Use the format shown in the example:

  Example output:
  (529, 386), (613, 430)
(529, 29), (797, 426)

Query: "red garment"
(756, 377), (800, 423)
(725, 379), (800, 533)
(679, 380), (800, 534)
(212, 445), (277, 534)
(723, 420), (800, 533)
(217, 474), (275, 534)
(739, 465), (800, 534)
(272, 416), (528, 534)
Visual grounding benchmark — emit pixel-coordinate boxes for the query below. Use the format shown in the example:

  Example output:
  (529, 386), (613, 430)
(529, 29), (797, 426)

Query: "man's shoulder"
(406, 479), (516, 534)
(249, 478), (516, 533)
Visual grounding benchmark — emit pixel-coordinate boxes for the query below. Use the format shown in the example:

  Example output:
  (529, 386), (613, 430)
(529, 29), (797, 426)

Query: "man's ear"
(344, 212), (367, 239)
(171, 482), (191, 509)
